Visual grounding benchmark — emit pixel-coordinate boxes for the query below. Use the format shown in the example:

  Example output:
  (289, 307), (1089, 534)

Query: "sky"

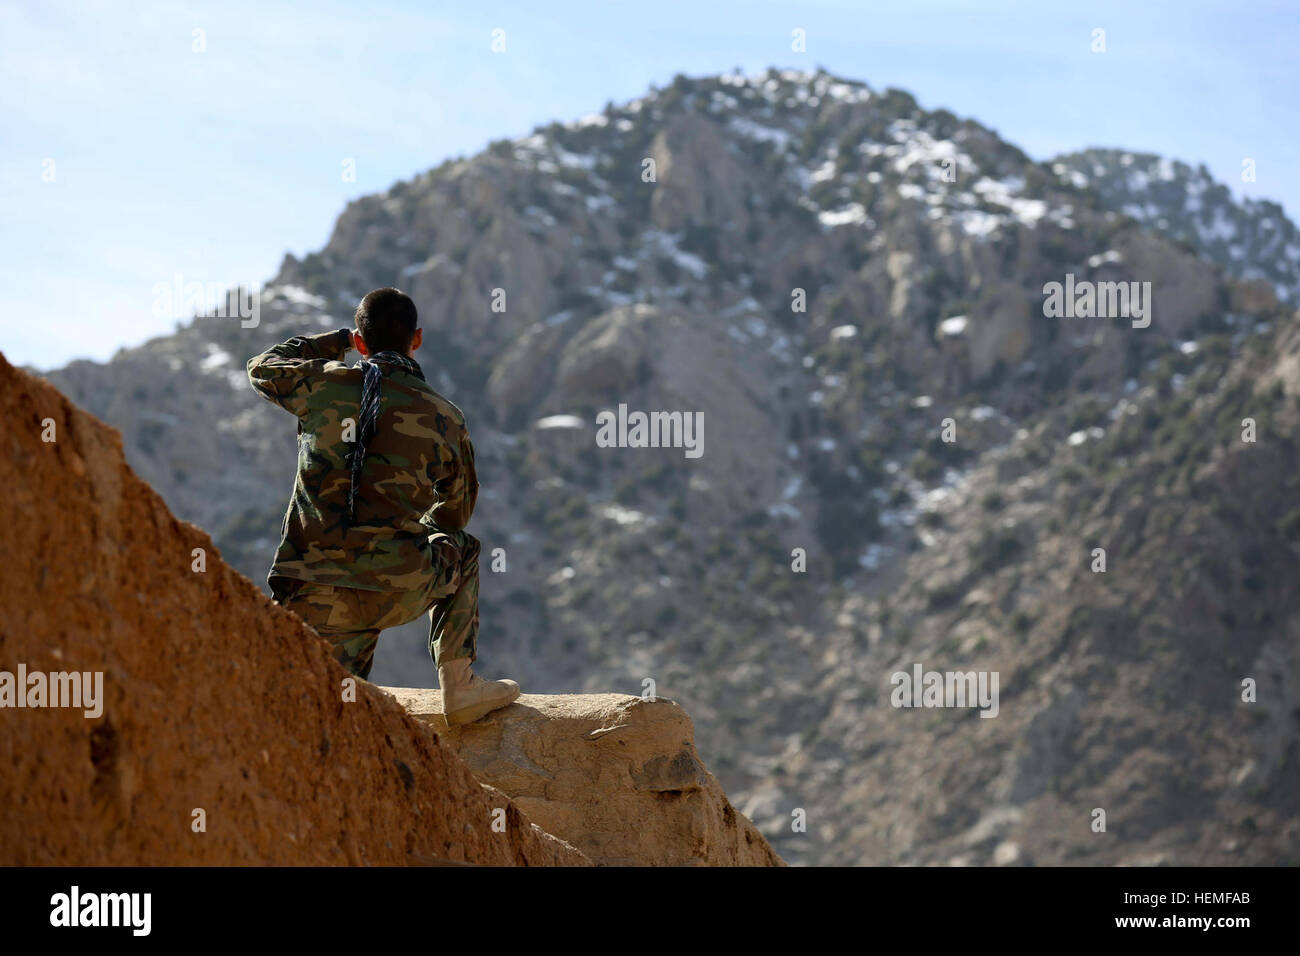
(2, 0), (1297, 370)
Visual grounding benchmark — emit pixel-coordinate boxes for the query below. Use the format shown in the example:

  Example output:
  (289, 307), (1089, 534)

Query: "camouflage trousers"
(270, 530), (480, 680)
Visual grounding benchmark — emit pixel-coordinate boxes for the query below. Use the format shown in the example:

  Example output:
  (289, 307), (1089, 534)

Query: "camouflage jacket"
(247, 328), (478, 592)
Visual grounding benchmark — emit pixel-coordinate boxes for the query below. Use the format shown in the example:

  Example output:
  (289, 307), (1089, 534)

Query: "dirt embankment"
(0, 353), (586, 866)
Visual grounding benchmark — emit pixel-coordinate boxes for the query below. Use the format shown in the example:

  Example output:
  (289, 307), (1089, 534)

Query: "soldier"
(246, 287), (519, 725)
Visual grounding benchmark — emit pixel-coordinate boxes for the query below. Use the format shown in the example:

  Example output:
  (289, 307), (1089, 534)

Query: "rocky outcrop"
(385, 689), (784, 867)
(0, 354), (586, 866)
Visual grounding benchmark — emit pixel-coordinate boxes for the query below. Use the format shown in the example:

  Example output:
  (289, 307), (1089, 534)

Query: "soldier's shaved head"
(355, 287), (419, 355)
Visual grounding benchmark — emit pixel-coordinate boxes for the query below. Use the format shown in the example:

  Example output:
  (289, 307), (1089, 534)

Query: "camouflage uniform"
(248, 329), (480, 678)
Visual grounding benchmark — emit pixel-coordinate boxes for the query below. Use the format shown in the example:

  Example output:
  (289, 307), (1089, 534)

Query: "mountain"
(1050, 148), (1300, 305)
(39, 68), (1300, 866)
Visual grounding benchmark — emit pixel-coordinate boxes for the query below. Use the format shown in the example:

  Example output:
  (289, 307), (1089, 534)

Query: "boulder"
(385, 689), (784, 867)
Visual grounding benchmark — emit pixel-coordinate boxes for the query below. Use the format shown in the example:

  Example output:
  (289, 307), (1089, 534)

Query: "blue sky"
(3, 0), (1297, 369)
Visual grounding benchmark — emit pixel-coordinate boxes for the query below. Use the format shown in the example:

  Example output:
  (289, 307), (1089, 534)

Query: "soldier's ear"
(354, 331), (370, 357)
(409, 328), (423, 355)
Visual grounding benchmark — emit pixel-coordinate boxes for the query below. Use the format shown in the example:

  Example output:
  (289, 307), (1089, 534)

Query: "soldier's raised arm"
(246, 328), (352, 416)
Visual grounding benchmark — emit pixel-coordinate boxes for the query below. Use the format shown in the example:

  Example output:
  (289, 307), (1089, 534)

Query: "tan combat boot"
(438, 657), (521, 726)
